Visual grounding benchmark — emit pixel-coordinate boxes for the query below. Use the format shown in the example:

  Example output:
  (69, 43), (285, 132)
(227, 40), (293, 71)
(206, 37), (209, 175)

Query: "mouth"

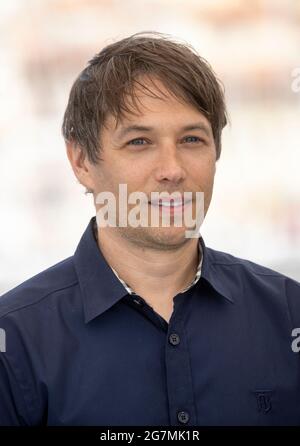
(148, 198), (192, 214)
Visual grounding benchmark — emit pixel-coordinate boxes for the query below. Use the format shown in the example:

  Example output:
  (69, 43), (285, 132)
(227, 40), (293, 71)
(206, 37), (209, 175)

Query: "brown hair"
(62, 31), (227, 163)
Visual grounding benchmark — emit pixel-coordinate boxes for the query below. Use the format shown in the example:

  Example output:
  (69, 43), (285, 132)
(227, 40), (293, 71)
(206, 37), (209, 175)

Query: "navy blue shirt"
(0, 216), (300, 426)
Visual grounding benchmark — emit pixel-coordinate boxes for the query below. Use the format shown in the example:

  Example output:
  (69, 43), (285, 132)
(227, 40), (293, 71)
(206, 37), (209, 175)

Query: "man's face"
(85, 77), (217, 250)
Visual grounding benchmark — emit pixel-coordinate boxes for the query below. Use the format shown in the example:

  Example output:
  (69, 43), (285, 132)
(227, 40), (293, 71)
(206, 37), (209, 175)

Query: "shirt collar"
(92, 218), (203, 295)
(111, 241), (203, 296)
(73, 217), (234, 324)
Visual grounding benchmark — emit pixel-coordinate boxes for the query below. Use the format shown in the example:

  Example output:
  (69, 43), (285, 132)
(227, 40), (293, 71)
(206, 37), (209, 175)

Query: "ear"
(66, 141), (95, 192)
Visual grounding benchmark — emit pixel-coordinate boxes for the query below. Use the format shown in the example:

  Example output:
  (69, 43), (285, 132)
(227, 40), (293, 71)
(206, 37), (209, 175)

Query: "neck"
(95, 225), (200, 300)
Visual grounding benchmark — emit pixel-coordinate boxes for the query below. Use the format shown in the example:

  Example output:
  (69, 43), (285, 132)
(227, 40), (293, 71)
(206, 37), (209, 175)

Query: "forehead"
(105, 76), (211, 133)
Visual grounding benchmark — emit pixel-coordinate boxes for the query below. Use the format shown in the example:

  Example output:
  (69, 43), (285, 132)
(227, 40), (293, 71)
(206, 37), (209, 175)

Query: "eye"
(183, 136), (205, 144)
(126, 136), (205, 147)
(126, 138), (149, 146)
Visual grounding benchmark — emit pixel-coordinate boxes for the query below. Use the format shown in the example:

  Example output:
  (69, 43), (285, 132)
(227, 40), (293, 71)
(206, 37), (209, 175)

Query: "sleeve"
(0, 312), (45, 426)
(286, 277), (300, 329)
(0, 351), (30, 425)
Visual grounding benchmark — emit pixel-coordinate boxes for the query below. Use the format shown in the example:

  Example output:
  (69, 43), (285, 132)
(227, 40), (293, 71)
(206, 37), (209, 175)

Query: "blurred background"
(0, 0), (300, 294)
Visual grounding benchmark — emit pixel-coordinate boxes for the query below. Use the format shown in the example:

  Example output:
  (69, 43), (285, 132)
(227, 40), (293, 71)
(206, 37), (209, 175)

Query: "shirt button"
(177, 411), (190, 424)
(169, 333), (180, 346)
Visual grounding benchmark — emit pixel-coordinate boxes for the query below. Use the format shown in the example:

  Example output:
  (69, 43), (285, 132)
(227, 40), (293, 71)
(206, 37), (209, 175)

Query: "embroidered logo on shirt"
(253, 390), (273, 413)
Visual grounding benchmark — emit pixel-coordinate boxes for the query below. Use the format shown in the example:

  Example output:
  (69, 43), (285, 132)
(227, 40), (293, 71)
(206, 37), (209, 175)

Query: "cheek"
(116, 160), (151, 188)
(92, 157), (122, 189)
(110, 153), (147, 180)
(95, 161), (149, 198)
(206, 164), (216, 188)
(192, 160), (216, 189)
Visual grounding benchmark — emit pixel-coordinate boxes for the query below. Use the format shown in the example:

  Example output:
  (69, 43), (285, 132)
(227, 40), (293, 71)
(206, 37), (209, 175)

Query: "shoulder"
(0, 256), (78, 320)
(206, 245), (300, 321)
(206, 245), (299, 280)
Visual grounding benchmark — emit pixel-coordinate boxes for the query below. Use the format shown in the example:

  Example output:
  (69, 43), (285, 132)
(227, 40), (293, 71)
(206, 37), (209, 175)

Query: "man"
(0, 31), (300, 426)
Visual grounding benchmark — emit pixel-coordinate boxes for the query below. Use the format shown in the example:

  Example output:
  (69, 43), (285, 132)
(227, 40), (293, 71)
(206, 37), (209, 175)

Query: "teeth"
(150, 200), (185, 207)
(160, 201), (182, 207)
(149, 197), (192, 207)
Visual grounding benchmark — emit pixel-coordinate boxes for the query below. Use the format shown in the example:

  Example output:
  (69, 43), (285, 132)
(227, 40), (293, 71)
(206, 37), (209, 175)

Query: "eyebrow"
(115, 122), (212, 139)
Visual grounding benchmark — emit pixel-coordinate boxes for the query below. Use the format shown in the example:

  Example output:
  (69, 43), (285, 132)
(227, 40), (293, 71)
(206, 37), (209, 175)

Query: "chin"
(144, 226), (192, 247)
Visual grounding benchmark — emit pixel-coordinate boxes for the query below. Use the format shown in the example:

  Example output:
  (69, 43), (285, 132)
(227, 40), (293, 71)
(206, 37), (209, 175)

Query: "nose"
(154, 143), (186, 185)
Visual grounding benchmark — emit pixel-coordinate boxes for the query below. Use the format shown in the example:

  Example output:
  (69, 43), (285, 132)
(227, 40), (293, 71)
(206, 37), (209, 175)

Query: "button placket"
(165, 313), (197, 426)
